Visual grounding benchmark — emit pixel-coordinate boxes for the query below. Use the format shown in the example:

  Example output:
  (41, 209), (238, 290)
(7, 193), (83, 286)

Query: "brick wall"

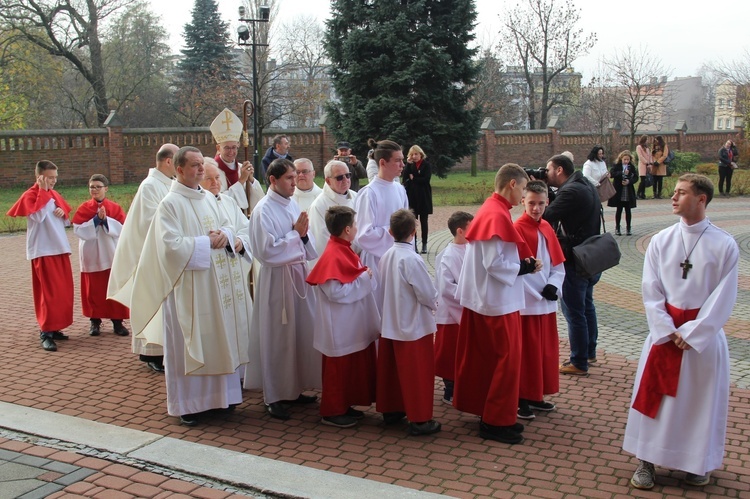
(0, 124), (743, 187)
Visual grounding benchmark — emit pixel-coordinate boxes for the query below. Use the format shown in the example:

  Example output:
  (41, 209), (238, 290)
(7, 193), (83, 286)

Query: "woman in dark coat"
(402, 145), (433, 253)
(608, 150), (638, 235)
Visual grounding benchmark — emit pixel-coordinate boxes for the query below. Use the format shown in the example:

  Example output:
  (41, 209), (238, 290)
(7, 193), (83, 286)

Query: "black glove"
(518, 257), (537, 276)
(541, 284), (558, 301)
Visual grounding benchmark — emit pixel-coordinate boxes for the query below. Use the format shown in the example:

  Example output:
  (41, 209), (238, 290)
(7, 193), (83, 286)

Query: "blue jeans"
(560, 263), (601, 371)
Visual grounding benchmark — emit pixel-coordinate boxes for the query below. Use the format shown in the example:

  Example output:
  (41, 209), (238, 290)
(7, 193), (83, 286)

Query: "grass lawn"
(1, 169), (745, 233)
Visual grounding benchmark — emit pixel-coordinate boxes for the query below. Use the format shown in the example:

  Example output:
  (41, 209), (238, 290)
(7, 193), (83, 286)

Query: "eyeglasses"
(332, 173), (352, 181)
(89, 185), (106, 190)
(296, 169), (313, 176)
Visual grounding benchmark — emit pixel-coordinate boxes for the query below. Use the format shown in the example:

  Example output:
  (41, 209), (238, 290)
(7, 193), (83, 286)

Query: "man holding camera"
(542, 154), (601, 376)
(334, 141), (367, 192)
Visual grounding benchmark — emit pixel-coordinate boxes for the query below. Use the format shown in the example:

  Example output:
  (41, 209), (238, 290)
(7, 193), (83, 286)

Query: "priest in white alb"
(210, 108), (264, 213)
(108, 143), (178, 373)
(624, 174), (739, 490)
(248, 158), (321, 421)
(291, 158), (323, 212)
(308, 160), (357, 268)
(353, 139), (408, 308)
(130, 146), (251, 426)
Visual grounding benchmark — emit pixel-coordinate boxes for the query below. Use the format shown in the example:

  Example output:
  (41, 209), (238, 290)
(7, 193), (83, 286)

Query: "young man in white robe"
(130, 146), (252, 426)
(308, 160), (357, 268)
(624, 174), (739, 490)
(210, 108), (264, 213)
(108, 143), (178, 373)
(72, 174), (130, 337)
(248, 158), (321, 421)
(292, 158), (323, 212)
(353, 139), (408, 309)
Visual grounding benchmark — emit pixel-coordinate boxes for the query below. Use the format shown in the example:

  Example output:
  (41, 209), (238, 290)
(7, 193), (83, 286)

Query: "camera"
(334, 155), (350, 163)
(524, 167), (547, 181)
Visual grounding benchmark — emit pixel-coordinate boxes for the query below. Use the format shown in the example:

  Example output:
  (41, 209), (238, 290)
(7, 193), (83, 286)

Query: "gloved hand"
(518, 257), (537, 276)
(541, 284), (558, 301)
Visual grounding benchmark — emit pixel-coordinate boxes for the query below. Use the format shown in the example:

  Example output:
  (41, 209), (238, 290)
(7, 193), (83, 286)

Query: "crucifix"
(680, 258), (693, 279)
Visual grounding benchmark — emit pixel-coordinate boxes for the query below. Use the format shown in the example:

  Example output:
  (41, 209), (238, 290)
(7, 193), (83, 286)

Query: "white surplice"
(435, 242), (466, 325)
(248, 189), (321, 403)
(379, 242), (438, 341)
(623, 217), (739, 475)
(217, 165), (265, 213)
(520, 234), (565, 316)
(292, 183), (323, 212)
(107, 168), (172, 357)
(27, 198), (71, 260)
(308, 183), (357, 268)
(131, 182), (251, 416)
(353, 177), (408, 307)
(73, 214), (123, 272)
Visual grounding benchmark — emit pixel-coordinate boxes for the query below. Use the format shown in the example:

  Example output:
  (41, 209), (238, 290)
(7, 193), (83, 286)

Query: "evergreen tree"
(324, 0), (481, 176)
(174, 0), (242, 125)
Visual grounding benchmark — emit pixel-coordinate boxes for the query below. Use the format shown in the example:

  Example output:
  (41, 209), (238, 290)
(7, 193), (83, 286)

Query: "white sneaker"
(630, 460), (655, 490)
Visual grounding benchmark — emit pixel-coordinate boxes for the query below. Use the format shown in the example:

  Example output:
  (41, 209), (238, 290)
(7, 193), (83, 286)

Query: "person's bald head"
(156, 143), (179, 177)
(201, 158), (222, 196)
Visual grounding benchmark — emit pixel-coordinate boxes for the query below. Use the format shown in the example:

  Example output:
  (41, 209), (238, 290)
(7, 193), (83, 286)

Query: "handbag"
(560, 211), (621, 278)
(731, 161), (738, 170)
(597, 178), (616, 203)
(643, 173), (654, 187)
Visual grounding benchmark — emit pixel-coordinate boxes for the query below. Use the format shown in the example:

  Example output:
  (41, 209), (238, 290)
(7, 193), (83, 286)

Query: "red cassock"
(376, 335), (435, 422)
(518, 313), (559, 400)
(434, 323), (460, 380)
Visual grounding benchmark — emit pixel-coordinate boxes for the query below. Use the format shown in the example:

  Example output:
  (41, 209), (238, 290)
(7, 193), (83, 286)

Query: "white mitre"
(210, 108), (243, 144)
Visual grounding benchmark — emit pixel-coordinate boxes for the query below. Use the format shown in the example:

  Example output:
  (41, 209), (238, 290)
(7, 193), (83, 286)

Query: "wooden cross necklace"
(679, 224), (709, 279)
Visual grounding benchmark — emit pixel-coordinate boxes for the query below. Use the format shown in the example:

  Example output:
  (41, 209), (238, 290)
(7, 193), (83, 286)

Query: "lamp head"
(238, 5), (246, 18)
(237, 24), (250, 42)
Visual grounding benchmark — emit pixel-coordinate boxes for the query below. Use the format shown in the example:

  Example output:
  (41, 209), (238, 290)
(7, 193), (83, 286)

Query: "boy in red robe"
(73, 174), (130, 337)
(513, 180), (566, 419)
(306, 206), (380, 428)
(7, 160), (74, 352)
(454, 163), (539, 444)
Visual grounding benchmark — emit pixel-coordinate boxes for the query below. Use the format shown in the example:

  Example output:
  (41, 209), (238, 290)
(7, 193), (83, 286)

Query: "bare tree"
(0, 0), (134, 126)
(500, 0), (596, 129)
(702, 50), (750, 131)
(605, 46), (670, 150)
(566, 62), (621, 143)
(469, 47), (516, 127)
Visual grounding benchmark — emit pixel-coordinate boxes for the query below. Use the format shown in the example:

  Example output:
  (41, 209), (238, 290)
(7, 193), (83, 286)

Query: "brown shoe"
(559, 362), (588, 376)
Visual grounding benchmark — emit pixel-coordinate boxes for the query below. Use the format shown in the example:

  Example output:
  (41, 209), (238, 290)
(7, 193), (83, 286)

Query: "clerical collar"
(679, 217), (709, 232)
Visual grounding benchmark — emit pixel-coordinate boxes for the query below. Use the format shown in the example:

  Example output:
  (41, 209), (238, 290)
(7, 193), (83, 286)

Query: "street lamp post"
(238, 2), (270, 183)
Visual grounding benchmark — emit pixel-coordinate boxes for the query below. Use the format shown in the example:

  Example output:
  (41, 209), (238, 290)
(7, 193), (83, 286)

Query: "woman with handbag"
(650, 136), (669, 199)
(635, 136), (652, 200)
(583, 145), (613, 203)
(608, 150), (638, 235)
(718, 140), (738, 196)
(401, 145), (433, 253)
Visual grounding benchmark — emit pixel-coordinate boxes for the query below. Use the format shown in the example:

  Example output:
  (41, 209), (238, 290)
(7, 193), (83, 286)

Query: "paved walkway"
(0, 196), (748, 498)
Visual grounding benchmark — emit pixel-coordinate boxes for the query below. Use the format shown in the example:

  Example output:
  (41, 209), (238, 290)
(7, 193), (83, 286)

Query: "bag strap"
(600, 206), (607, 233)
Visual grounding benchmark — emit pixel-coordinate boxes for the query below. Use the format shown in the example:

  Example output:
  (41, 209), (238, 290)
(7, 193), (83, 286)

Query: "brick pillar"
(103, 110), (125, 185)
(480, 118), (496, 171)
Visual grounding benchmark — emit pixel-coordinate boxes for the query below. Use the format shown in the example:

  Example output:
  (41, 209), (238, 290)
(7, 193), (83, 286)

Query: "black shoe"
(615, 228), (622, 236)
(51, 331), (69, 340)
(626, 228), (632, 236)
(420, 243), (427, 254)
(346, 407), (365, 419)
(41, 336), (57, 352)
(383, 411), (407, 425)
(266, 402), (291, 420)
(479, 422), (524, 444)
(528, 400), (556, 412)
(517, 399), (535, 420)
(511, 422), (525, 433)
(179, 413), (200, 426)
(322, 414), (357, 428)
(112, 320), (130, 336)
(89, 319), (101, 336)
(443, 379), (454, 404)
(281, 394), (317, 405)
(408, 420), (441, 436)
(147, 361), (165, 373)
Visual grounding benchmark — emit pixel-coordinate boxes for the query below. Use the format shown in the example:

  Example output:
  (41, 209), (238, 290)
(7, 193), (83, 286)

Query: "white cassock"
(623, 217), (739, 475)
(131, 182), (251, 416)
(214, 193), (262, 389)
(73, 213), (122, 272)
(292, 183), (323, 212)
(307, 183), (357, 268)
(248, 188), (321, 403)
(520, 235), (565, 316)
(353, 177), (408, 308)
(217, 167), (265, 213)
(107, 168), (172, 357)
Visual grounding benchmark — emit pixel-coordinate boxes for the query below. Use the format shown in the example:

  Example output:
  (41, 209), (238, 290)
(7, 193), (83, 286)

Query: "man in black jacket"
(542, 154), (601, 375)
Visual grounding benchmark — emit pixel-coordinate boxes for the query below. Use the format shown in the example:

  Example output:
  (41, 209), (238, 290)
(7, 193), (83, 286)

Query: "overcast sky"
(150, 0), (750, 82)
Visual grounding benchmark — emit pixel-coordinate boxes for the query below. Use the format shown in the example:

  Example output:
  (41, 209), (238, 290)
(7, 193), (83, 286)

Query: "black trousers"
(652, 175), (664, 197)
(718, 165), (734, 194)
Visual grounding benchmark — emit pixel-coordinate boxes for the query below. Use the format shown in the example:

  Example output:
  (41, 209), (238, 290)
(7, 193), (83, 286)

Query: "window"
(728, 99), (733, 109)
(719, 98), (725, 108)
(727, 118), (732, 129)
(717, 119), (723, 129)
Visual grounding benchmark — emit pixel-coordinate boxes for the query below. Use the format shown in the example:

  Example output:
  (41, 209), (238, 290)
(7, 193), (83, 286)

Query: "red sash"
(215, 155), (239, 186)
(514, 212), (565, 266)
(72, 198), (126, 225)
(632, 303), (700, 418)
(466, 193), (532, 259)
(7, 184), (71, 217)
(306, 236), (367, 285)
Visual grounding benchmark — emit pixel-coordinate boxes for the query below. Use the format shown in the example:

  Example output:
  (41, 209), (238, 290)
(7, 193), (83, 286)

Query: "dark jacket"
(543, 170), (601, 260)
(348, 159), (367, 192)
(261, 147), (293, 180)
(401, 158), (433, 215)
(719, 145), (738, 168)
(607, 163), (638, 208)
